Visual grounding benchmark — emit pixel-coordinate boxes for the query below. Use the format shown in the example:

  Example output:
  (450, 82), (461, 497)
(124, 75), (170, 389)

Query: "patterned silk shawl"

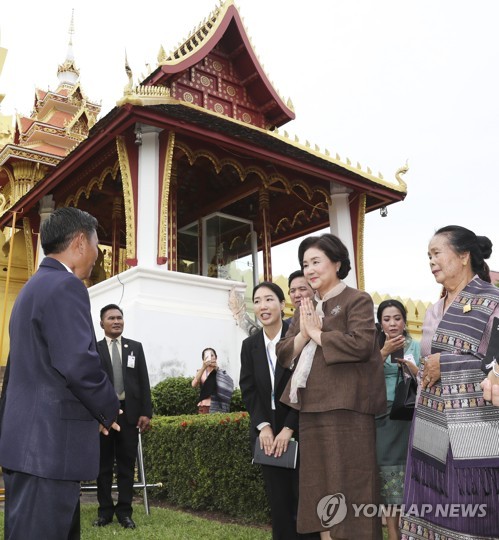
(412, 277), (499, 476)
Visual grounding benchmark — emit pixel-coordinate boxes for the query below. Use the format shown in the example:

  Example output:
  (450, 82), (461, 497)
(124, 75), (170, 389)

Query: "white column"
(328, 184), (358, 288)
(136, 125), (163, 269)
(37, 194), (55, 268)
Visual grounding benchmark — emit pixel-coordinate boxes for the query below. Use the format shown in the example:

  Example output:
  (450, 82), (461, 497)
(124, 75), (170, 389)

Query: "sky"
(1, 0), (498, 303)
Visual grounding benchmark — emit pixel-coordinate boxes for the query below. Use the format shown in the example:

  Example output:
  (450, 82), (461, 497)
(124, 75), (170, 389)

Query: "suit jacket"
(239, 322), (298, 447)
(278, 286), (386, 415)
(97, 337), (152, 425)
(0, 257), (120, 481)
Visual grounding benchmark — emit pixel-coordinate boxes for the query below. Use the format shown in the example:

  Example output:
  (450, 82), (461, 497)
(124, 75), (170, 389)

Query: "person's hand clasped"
(481, 371), (499, 406)
(422, 353), (441, 389)
(259, 425), (275, 456)
(271, 427), (293, 458)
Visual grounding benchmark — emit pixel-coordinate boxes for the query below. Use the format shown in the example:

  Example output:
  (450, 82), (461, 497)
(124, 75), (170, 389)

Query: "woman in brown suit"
(277, 233), (386, 540)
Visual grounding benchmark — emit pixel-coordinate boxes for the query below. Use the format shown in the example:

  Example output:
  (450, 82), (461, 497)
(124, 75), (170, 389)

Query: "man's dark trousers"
(4, 469), (80, 540)
(96, 402), (138, 520)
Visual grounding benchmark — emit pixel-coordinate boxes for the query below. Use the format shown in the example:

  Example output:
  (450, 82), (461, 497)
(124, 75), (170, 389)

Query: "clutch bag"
(252, 439), (298, 469)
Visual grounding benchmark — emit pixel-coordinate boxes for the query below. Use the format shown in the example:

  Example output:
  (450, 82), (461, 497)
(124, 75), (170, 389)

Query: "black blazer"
(97, 337), (153, 425)
(239, 322), (298, 447)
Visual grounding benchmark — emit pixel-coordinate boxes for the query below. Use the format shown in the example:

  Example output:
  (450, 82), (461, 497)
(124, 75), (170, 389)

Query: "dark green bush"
(142, 412), (269, 522)
(151, 377), (198, 416)
(151, 376), (246, 416)
(230, 387), (246, 412)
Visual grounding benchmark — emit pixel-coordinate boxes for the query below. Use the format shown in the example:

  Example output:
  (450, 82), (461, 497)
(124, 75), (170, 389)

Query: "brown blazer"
(277, 286), (386, 416)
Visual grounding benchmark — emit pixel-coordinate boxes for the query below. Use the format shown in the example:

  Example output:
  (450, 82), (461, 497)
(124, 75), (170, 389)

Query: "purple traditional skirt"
(402, 426), (499, 539)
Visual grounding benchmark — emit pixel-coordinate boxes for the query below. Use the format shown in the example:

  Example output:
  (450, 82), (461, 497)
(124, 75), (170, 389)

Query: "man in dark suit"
(93, 304), (152, 529)
(0, 207), (120, 540)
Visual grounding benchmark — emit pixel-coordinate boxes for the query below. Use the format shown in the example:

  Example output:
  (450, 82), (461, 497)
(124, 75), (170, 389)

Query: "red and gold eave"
(0, 101), (406, 288)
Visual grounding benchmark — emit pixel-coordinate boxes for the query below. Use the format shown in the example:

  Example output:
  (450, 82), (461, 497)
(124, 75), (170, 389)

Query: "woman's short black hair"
(298, 233), (351, 279)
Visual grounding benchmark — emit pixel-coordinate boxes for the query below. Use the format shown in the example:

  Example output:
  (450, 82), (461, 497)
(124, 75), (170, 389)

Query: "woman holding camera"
(375, 299), (420, 540)
(191, 347), (229, 413)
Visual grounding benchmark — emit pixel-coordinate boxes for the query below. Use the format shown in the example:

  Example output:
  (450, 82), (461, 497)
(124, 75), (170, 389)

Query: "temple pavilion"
(0, 1), (408, 383)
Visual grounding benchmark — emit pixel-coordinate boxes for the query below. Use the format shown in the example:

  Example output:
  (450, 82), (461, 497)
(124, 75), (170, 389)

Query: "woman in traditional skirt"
(191, 347), (229, 413)
(402, 225), (499, 540)
(375, 300), (420, 540)
(277, 233), (386, 539)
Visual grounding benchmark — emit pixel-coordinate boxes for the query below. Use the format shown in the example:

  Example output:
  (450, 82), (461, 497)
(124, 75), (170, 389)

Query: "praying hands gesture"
(299, 297), (322, 344)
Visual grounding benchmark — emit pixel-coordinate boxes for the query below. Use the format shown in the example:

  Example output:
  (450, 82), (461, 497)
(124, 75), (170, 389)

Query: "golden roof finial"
(69, 8), (75, 47)
(57, 9), (80, 83)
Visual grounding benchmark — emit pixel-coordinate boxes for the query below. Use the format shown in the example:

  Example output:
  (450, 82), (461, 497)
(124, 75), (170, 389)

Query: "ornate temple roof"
(121, 0), (407, 196)
(142, 0), (295, 129)
(0, 0), (407, 235)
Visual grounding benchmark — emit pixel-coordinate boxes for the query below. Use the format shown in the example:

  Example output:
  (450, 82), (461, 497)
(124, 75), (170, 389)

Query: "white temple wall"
(89, 267), (248, 389)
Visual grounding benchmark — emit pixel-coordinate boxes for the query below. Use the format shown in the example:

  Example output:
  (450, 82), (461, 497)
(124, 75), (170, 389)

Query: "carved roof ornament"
(124, 51), (134, 94)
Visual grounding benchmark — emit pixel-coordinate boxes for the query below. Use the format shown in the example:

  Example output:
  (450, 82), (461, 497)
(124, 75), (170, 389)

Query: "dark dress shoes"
(119, 516), (136, 529)
(93, 516), (112, 527)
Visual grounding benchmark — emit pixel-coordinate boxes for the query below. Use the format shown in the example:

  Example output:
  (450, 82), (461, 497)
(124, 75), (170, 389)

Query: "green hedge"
(142, 412), (268, 522)
(151, 376), (246, 416)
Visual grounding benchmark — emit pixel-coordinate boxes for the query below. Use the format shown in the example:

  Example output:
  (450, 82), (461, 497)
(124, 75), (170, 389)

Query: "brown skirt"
(298, 409), (382, 540)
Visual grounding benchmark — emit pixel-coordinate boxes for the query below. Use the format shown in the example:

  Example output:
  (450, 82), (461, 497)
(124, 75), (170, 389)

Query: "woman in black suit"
(239, 282), (301, 540)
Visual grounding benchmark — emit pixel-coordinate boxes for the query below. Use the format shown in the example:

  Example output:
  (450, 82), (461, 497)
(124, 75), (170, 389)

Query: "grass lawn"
(0, 503), (389, 539)
(0, 503), (271, 540)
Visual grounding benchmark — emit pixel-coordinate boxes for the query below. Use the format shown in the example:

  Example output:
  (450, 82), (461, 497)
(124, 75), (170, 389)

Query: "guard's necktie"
(111, 339), (124, 396)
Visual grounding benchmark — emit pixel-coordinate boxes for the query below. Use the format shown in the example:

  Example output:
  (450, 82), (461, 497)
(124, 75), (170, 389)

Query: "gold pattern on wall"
(62, 162), (121, 207)
(158, 131), (176, 261)
(22, 218), (34, 278)
(116, 136), (136, 261)
(356, 193), (366, 291)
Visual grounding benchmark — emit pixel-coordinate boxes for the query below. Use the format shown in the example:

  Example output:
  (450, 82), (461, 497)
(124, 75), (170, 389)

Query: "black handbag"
(389, 363), (417, 421)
